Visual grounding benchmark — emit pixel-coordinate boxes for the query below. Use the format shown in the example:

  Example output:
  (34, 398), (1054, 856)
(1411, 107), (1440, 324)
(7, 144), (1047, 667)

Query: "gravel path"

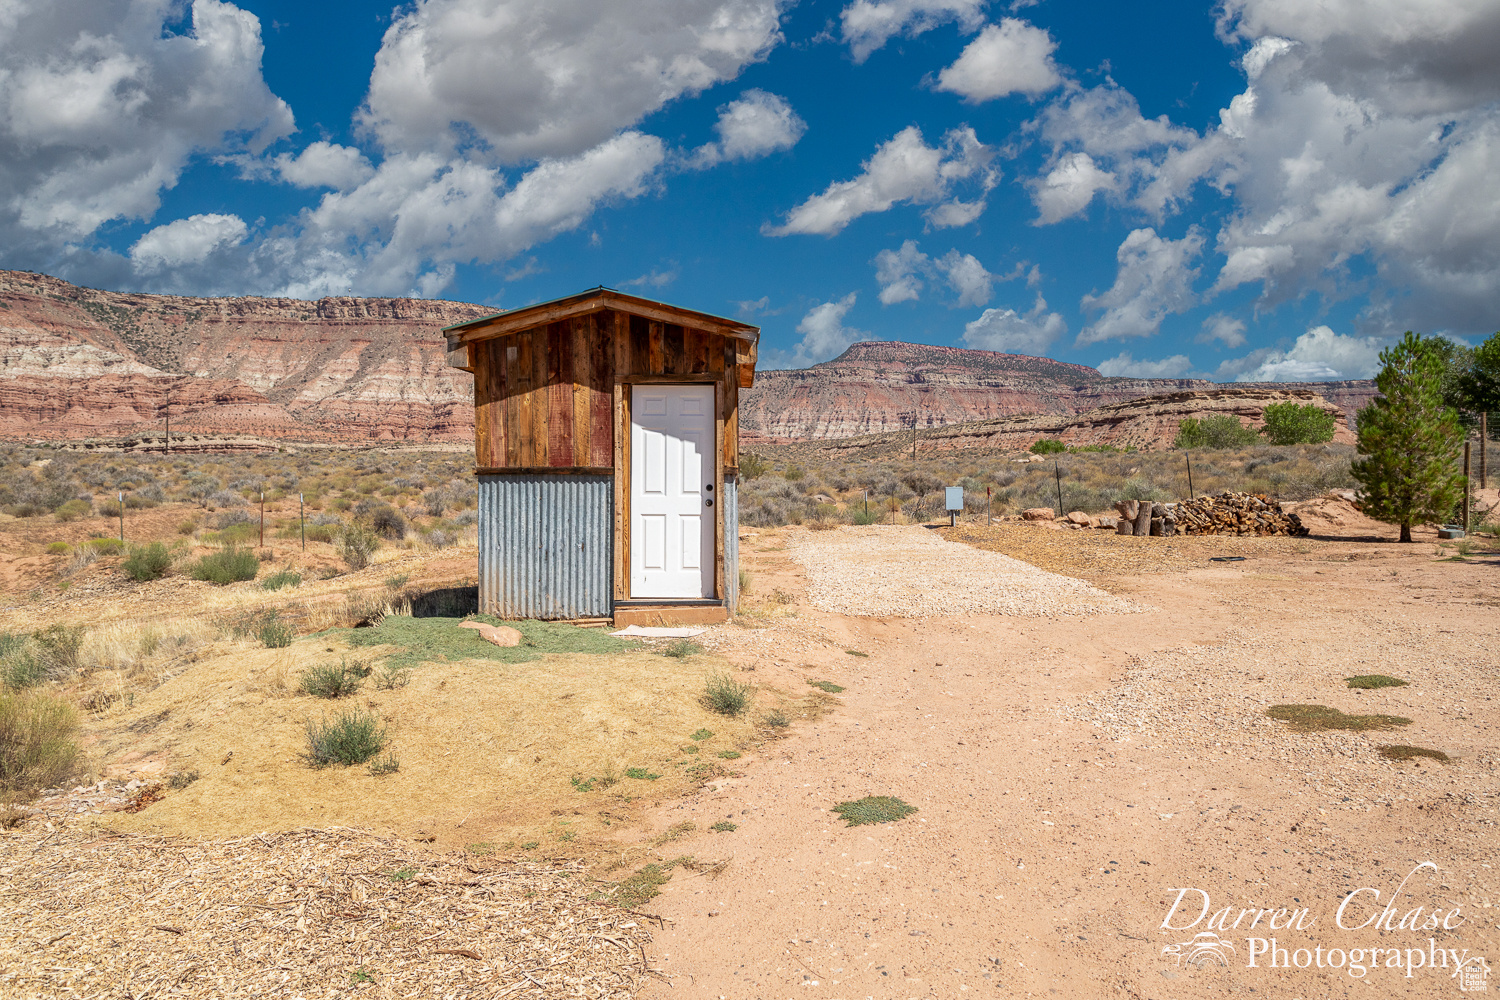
(788, 524), (1140, 617)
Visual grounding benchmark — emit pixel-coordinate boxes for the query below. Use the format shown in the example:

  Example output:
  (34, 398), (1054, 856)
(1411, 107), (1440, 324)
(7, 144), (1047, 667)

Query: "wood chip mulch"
(0, 826), (655, 999)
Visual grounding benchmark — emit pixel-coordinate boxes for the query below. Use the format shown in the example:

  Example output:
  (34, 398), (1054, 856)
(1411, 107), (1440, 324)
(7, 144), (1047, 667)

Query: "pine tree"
(1351, 332), (1466, 542)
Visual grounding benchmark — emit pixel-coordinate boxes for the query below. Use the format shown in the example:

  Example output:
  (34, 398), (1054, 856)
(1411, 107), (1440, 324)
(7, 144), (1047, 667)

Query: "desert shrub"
(0, 634), (46, 690)
(452, 510), (478, 527)
(45, 542), (70, 555)
(782, 463), (805, 481)
(661, 639), (702, 659)
(850, 506), (879, 525)
(32, 625), (86, 675)
(97, 497), (123, 517)
(85, 537), (124, 556)
(125, 484), (165, 508)
(216, 509), (252, 528)
(299, 657), (369, 698)
(53, 498), (92, 522)
(425, 528), (456, 549)
(739, 453), (770, 479)
(207, 489), (247, 509)
(121, 541), (173, 581)
(257, 613), (294, 649)
(302, 708), (389, 768)
(1175, 415), (1261, 449)
(261, 569), (301, 591)
(366, 505), (407, 540)
(702, 670), (751, 716)
(339, 524), (380, 570)
(1261, 402), (1337, 445)
(0, 690), (82, 797)
(177, 519), (198, 535)
(1029, 438), (1066, 454)
(190, 546), (258, 585)
(305, 523), (339, 544)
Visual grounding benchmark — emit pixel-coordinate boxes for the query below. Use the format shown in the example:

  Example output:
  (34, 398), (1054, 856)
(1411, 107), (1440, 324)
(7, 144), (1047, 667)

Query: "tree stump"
(1133, 501), (1152, 536)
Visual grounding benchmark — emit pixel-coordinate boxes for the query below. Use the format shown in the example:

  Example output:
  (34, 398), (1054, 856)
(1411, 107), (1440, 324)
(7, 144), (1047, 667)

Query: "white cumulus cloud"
(1216, 325), (1386, 382)
(0, 0), (292, 253)
(961, 294), (1066, 354)
(767, 126), (996, 236)
(1096, 351), (1193, 378)
(763, 293), (874, 369)
(361, 0), (787, 162)
(1029, 151), (1116, 224)
(130, 214), (249, 271)
(274, 142), (376, 190)
(690, 90), (806, 167)
(935, 19), (1063, 102)
(1198, 312), (1248, 347)
(1077, 228), (1203, 346)
(840, 0), (987, 62)
(873, 239), (995, 307)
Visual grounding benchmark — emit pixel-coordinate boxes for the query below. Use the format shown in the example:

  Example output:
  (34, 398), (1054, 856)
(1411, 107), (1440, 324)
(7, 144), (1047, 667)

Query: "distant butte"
(0, 271), (1376, 450)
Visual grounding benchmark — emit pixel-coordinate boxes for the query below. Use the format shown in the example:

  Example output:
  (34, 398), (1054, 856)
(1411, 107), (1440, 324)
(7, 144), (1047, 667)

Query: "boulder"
(813, 494), (835, 504)
(1022, 508), (1056, 521)
(1064, 511), (1092, 526)
(458, 620), (522, 647)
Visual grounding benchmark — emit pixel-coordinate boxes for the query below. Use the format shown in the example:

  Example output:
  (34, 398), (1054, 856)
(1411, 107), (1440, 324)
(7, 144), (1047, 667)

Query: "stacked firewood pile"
(1113, 492), (1308, 537)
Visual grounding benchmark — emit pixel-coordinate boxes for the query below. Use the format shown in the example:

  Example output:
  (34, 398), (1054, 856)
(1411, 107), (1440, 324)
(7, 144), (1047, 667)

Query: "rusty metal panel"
(723, 474), (739, 613)
(478, 473), (613, 620)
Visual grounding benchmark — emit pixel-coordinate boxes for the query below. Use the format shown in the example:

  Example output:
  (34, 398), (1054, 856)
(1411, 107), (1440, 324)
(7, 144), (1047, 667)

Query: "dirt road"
(634, 524), (1499, 999)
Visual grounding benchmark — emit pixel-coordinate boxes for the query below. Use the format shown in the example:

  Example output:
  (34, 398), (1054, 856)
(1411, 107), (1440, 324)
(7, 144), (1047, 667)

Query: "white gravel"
(787, 524), (1140, 618)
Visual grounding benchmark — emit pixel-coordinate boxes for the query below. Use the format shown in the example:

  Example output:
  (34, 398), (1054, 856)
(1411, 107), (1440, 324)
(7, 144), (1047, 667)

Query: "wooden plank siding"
(469, 307), (741, 475)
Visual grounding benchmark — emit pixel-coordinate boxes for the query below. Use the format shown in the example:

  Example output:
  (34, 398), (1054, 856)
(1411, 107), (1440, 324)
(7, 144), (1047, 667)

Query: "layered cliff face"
(0, 271), (1379, 449)
(810, 387), (1355, 458)
(0, 270), (491, 444)
(739, 341), (1378, 441)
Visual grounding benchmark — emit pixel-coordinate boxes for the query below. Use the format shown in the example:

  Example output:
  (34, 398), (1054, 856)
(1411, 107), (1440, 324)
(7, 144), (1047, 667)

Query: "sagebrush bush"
(339, 524), (379, 570)
(0, 690), (82, 797)
(190, 546), (258, 585)
(258, 614), (294, 649)
(261, 569), (302, 591)
(122, 541), (173, 582)
(303, 708), (389, 767)
(1174, 415), (1261, 449)
(31, 624), (86, 675)
(702, 670), (752, 716)
(299, 657), (369, 698)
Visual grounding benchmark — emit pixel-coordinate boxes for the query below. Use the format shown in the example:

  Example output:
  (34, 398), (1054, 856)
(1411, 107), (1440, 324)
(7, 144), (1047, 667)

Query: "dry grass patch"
(88, 639), (756, 849)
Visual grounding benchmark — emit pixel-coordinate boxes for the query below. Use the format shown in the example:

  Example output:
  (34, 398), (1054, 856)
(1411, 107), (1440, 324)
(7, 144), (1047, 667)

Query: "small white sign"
(945, 486), (964, 511)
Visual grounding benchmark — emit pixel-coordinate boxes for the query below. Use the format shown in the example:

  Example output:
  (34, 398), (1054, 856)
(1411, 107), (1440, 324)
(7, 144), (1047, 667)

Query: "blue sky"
(2, 1), (1498, 380)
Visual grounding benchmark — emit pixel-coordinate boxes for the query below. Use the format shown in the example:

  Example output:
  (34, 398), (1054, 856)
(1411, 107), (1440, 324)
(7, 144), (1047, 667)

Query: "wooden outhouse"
(443, 288), (759, 625)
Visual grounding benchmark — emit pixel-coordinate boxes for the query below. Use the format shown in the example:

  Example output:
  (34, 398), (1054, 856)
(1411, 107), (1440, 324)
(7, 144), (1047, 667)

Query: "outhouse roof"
(443, 286), (760, 347)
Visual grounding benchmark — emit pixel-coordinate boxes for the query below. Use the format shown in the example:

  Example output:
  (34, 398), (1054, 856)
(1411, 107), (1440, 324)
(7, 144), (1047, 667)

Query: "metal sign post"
(986, 485), (992, 526)
(260, 492), (266, 551)
(118, 492), (124, 543)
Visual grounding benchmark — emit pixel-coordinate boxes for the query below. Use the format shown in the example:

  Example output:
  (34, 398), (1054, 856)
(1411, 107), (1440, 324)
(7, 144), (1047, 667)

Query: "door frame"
(613, 375), (724, 603)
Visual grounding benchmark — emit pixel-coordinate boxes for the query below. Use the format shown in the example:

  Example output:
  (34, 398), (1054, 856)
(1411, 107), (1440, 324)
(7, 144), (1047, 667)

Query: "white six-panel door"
(630, 384), (715, 599)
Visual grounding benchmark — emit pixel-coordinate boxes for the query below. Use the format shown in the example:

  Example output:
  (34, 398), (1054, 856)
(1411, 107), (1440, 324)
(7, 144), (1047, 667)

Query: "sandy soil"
(630, 516), (1499, 999)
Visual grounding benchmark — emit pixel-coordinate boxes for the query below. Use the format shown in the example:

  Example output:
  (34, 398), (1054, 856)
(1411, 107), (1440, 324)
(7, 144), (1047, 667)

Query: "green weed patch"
(330, 615), (632, 670)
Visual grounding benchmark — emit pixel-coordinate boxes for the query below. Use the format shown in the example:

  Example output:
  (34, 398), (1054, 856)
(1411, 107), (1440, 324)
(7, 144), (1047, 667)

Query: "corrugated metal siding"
(724, 474), (739, 612)
(478, 474), (613, 619)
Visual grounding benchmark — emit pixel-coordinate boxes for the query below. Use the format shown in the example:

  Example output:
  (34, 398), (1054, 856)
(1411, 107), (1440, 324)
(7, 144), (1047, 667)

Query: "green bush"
(1029, 438), (1066, 454)
(661, 639), (702, 659)
(299, 657), (368, 698)
(0, 690), (82, 797)
(739, 453), (770, 479)
(702, 670), (752, 716)
(31, 624), (85, 674)
(260, 570), (302, 591)
(0, 638), (47, 689)
(1261, 402), (1337, 445)
(53, 499), (92, 522)
(45, 542), (70, 555)
(85, 537), (125, 556)
(1174, 415), (1262, 449)
(190, 546), (258, 585)
(122, 541), (173, 582)
(783, 463), (805, 481)
(850, 505), (879, 525)
(258, 614), (294, 649)
(97, 498), (123, 517)
(302, 708), (389, 768)
(339, 524), (379, 570)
